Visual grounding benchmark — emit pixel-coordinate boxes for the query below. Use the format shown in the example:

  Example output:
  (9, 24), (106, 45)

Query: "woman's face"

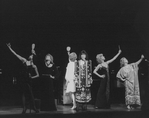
(45, 56), (51, 65)
(101, 55), (105, 61)
(120, 58), (128, 67)
(81, 54), (86, 60)
(123, 58), (128, 64)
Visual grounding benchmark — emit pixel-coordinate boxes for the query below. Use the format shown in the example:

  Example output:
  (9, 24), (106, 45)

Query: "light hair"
(69, 52), (77, 62)
(96, 54), (103, 64)
(45, 54), (54, 64)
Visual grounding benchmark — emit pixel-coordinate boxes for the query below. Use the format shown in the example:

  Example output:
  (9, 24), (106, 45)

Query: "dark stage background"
(0, 0), (149, 106)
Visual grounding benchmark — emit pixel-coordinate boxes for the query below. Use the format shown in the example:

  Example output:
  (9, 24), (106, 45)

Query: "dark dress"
(18, 64), (36, 110)
(40, 64), (57, 111)
(95, 65), (110, 109)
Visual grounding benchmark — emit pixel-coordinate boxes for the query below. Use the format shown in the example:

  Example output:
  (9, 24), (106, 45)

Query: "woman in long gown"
(93, 47), (121, 109)
(116, 55), (144, 110)
(40, 54), (57, 111)
(7, 43), (39, 114)
(65, 46), (77, 109)
(75, 50), (92, 106)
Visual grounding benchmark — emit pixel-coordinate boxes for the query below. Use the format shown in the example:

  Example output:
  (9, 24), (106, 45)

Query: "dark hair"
(79, 50), (89, 60)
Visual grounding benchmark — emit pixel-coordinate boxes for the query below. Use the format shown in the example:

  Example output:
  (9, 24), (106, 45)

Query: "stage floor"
(0, 104), (148, 118)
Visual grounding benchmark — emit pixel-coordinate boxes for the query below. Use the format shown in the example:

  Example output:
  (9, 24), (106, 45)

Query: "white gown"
(65, 61), (76, 93)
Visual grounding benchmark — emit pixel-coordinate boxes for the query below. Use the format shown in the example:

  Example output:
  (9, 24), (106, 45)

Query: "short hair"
(69, 52), (77, 62)
(45, 54), (54, 64)
(96, 54), (103, 64)
(120, 57), (128, 67)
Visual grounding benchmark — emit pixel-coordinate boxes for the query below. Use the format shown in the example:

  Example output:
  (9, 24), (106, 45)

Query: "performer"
(116, 55), (144, 110)
(6, 43), (39, 114)
(75, 50), (92, 110)
(93, 47), (121, 109)
(65, 46), (77, 110)
(40, 54), (57, 111)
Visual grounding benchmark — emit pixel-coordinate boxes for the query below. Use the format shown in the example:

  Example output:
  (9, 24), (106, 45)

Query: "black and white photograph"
(0, 0), (149, 118)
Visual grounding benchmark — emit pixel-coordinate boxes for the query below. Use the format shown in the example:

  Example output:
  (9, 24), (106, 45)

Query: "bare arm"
(31, 43), (36, 55)
(106, 47), (121, 64)
(30, 65), (39, 79)
(93, 64), (105, 78)
(6, 43), (27, 63)
(136, 55), (144, 65)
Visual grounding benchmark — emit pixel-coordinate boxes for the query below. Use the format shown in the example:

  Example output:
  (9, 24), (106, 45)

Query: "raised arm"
(93, 64), (105, 78)
(66, 46), (71, 61)
(135, 55), (144, 65)
(66, 46), (71, 55)
(31, 43), (36, 55)
(6, 43), (27, 63)
(106, 46), (122, 64)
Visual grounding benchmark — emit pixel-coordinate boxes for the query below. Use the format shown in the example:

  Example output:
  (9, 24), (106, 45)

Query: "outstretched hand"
(118, 45), (122, 53)
(6, 43), (11, 48)
(66, 46), (71, 52)
(141, 55), (145, 59)
(32, 43), (35, 50)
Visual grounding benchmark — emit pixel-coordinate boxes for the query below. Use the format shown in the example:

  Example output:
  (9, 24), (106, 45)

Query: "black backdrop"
(0, 0), (149, 106)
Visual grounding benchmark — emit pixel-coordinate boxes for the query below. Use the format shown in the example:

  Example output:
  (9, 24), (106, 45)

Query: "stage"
(0, 104), (148, 118)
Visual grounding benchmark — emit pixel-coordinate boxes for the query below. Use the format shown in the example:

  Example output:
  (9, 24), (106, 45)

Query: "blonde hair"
(120, 57), (128, 67)
(96, 54), (103, 64)
(69, 52), (77, 62)
(45, 54), (54, 64)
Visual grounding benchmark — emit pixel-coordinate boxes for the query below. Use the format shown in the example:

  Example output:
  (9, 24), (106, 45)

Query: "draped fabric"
(117, 63), (141, 106)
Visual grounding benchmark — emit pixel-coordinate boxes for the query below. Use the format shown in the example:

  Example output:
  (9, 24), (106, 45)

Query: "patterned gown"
(75, 59), (92, 103)
(116, 63), (141, 106)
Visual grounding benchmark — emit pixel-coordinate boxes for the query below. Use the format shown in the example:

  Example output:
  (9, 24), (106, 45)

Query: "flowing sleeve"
(131, 63), (139, 71)
(116, 68), (126, 81)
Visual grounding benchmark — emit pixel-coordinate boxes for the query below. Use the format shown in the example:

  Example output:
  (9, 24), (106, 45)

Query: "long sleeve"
(116, 68), (126, 81)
